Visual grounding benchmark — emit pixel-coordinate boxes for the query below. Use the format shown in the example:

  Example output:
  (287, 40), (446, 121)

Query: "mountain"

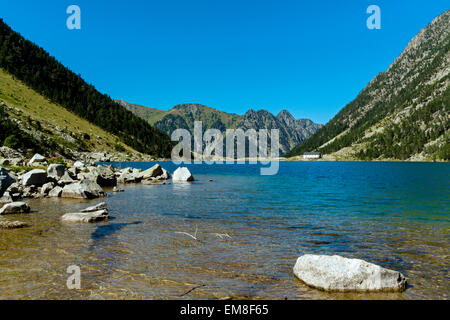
(117, 101), (323, 155)
(287, 10), (450, 161)
(0, 19), (173, 158)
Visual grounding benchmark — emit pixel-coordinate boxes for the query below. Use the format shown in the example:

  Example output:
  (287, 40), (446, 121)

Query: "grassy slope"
(0, 68), (137, 155)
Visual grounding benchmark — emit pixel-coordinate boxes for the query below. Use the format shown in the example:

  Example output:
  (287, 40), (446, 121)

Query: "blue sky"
(0, 1), (448, 124)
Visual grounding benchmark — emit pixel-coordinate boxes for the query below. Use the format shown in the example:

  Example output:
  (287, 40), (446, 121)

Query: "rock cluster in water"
(0, 153), (195, 226)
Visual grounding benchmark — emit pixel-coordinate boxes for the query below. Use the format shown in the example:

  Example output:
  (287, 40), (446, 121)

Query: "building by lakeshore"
(303, 152), (322, 159)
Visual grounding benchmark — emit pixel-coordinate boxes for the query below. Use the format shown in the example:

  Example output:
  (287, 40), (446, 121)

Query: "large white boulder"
(22, 169), (47, 186)
(61, 180), (106, 199)
(0, 202), (31, 215)
(293, 254), (407, 292)
(172, 167), (194, 182)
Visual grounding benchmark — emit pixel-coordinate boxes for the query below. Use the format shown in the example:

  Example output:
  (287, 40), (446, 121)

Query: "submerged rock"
(0, 202), (31, 215)
(22, 169), (47, 186)
(62, 201), (109, 223)
(61, 180), (106, 199)
(61, 210), (109, 223)
(172, 167), (194, 182)
(0, 219), (28, 229)
(80, 202), (107, 213)
(112, 186), (124, 193)
(293, 254), (407, 292)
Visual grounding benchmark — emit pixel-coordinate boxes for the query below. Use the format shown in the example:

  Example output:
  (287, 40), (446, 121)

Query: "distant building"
(303, 152), (322, 159)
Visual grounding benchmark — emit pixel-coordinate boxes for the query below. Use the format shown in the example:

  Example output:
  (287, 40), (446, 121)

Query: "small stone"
(0, 219), (28, 229)
(0, 202), (31, 215)
(112, 186), (124, 193)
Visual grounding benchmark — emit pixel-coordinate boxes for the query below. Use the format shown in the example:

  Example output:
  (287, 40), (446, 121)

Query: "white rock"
(0, 202), (31, 215)
(41, 182), (55, 196)
(22, 169), (47, 186)
(61, 180), (106, 199)
(61, 209), (108, 223)
(47, 164), (66, 180)
(293, 254), (407, 292)
(172, 167), (194, 182)
(0, 191), (13, 204)
(28, 153), (46, 165)
(80, 202), (107, 213)
(73, 161), (86, 168)
(58, 172), (75, 185)
(48, 186), (63, 197)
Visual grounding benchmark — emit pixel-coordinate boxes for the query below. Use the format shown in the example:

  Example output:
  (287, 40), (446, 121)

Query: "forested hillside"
(287, 10), (450, 161)
(0, 19), (173, 158)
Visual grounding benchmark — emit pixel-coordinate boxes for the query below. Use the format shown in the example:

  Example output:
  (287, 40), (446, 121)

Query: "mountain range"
(0, 9), (448, 162)
(287, 10), (450, 161)
(117, 100), (322, 155)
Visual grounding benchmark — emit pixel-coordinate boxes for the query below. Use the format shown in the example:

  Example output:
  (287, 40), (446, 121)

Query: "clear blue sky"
(0, 1), (448, 124)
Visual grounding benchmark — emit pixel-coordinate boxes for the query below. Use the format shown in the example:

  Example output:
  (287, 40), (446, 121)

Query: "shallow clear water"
(0, 162), (449, 299)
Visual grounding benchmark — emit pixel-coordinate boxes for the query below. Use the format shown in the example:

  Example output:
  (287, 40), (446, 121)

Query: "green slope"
(0, 67), (140, 158)
(0, 19), (173, 158)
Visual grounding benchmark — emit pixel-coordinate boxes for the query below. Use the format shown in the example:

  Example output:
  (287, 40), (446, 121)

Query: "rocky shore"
(0, 150), (195, 227)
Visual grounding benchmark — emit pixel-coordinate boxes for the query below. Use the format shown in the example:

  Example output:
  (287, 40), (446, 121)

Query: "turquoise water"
(0, 161), (448, 299)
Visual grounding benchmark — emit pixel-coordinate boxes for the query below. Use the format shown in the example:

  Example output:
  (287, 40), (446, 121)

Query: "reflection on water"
(0, 162), (448, 299)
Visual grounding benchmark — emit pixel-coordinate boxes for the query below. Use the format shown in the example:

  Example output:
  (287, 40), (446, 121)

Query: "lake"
(0, 161), (448, 299)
